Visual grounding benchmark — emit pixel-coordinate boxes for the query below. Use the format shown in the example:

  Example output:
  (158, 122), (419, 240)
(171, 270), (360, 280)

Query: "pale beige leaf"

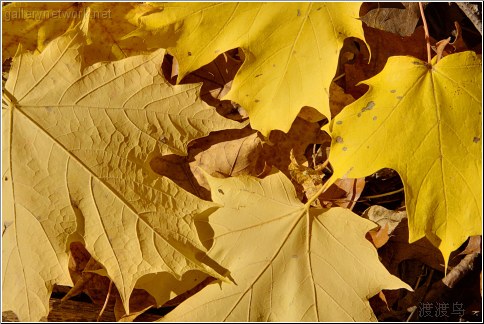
(159, 171), (411, 321)
(2, 17), (239, 320)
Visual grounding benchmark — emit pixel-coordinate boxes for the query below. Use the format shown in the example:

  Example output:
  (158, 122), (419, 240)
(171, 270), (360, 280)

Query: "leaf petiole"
(419, 2), (432, 65)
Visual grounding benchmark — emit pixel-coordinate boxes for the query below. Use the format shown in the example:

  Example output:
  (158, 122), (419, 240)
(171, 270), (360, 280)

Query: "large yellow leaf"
(325, 52), (482, 266)
(159, 170), (410, 321)
(2, 17), (240, 320)
(1, 2), (151, 64)
(130, 2), (365, 135)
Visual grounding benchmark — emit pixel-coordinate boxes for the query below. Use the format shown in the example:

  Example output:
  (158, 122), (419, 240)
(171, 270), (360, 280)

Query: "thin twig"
(319, 157), (330, 172)
(97, 280), (113, 322)
(312, 144), (318, 168)
(413, 265), (428, 290)
(442, 253), (478, 288)
(456, 2), (482, 36)
(419, 2), (432, 64)
(406, 268), (435, 321)
(332, 73), (346, 82)
(361, 188), (404, 199)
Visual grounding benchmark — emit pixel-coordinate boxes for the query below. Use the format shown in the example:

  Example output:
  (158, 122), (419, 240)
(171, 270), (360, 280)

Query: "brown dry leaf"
(360, 3), (421, 37)
(154, 118), (332, 203)
(363, 206), (407, 249)
(434, 37), (452, 62)
(320, 177), (366, 210)
(362, 205), (407, 236)
(288, 150), (365, 208)
(329, 82), (356, 117)
(64, 243), (112, 306)
(189, 131), (263, 191)
(178, 51), (242, 103)
(68, 242), (92, 286)
(297, 106), (325, 123)
(378, 219), (462, 276)
(449, 21), (469, 52)
(367, 223), (390, 249)
(149, 154), (202, 197)
(431, 22), (469, 59)
(151, 128), (263, 200)
(164, 51), (246, 121)
(262, 117), (331, 177)
(288, 150), (324, 204)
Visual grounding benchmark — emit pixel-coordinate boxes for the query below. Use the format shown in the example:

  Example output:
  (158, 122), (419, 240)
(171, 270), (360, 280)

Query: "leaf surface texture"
(131, 2), (365, 135)
(159, 171), (410, 321)
(2, 19), (240, 320)
(326, 52), (482, 264)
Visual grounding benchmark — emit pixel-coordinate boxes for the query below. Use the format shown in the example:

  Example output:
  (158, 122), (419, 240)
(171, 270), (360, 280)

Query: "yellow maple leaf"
(2, 16), (241, 320)
(158, 170), (410, 321)
(325, 52), (482, 267)
(129, 2), (365, 135)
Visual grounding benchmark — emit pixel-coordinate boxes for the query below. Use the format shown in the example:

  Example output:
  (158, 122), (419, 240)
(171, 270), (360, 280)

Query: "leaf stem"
(304, 174), (337, 209)
(419, 2), (432, 64)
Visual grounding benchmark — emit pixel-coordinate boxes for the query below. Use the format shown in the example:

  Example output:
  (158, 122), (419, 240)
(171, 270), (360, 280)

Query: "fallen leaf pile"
(2, 2), (482, 322)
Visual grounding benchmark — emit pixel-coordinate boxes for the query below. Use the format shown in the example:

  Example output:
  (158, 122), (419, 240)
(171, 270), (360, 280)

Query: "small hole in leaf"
(188, 51), (192, 56)
(4, 176), (7, 181)
(335, 136), (343, 143)
(473, 137), (480, 143)
(218, 189), (224, 195)
(342, 147), (348, 151)
(373, 116), (377, 121)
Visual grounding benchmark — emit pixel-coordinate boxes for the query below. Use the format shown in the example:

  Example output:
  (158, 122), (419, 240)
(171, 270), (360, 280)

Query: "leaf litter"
(1, 2), (482, 322)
